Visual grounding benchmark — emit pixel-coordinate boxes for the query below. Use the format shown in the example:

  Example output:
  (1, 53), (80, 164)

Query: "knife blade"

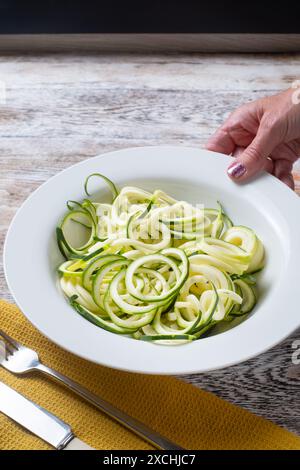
(0, 381), (93, 450)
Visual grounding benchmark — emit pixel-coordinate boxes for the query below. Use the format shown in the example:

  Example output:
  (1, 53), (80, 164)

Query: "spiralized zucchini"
(57, 174), (265, 345)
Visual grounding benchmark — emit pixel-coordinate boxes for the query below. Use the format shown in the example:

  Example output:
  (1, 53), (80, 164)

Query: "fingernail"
(227, 162), (246, 179)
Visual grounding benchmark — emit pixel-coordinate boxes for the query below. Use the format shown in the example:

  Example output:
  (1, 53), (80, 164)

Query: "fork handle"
(35, 363), (183, 450)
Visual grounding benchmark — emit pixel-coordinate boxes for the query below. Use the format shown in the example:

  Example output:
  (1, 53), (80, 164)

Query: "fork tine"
(0, 336), (14, 360)
(0, 329), (19, 351)
(4, 342), (15, 357)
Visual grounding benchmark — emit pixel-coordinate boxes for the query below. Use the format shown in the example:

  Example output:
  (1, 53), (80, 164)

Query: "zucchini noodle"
(57, 174), (265, 345)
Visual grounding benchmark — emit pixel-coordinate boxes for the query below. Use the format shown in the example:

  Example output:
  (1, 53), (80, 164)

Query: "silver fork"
(0, 329), (183, 450)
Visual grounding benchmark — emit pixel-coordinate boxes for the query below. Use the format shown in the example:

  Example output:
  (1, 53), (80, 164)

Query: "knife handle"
(63, 437), (94, 450)
(36, 363), (182, 450)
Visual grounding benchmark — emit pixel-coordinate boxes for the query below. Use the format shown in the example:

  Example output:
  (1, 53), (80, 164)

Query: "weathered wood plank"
(0, 53), (300, 437)
(1, 34), (300, 53)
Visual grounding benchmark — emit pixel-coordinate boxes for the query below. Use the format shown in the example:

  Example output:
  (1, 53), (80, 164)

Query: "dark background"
(0, 0), (299, 34)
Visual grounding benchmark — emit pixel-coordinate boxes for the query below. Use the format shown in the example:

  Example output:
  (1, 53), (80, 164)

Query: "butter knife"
(0, 381), (93, 450)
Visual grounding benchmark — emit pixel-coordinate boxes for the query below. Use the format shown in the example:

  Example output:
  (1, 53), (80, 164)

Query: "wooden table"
(1, 53), (300, 435)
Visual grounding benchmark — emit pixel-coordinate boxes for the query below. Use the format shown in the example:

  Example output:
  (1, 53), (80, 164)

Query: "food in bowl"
(57, 174), (265, 344)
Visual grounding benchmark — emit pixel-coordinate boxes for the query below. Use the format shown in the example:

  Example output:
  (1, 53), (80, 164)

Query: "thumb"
(227, 126), (279, 181)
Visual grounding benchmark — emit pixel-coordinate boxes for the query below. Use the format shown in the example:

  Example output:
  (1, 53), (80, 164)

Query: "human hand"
(206, 88), (300, 189)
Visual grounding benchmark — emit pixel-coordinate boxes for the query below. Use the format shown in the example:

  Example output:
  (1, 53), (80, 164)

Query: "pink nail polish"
(228, 163), (246, 179)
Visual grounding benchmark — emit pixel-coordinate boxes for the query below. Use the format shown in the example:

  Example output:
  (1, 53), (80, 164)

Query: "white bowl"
(4, 146), (300, 374)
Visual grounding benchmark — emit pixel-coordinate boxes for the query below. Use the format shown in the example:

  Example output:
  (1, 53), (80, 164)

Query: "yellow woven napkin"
(0, 300), (299, 450)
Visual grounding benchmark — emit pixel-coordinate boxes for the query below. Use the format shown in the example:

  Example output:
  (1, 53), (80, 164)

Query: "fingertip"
(205, 135), (221, 152)
(227, 161), (247, 180)
(205, 129), (235, 156)
(204, 141), (216, 151)
(281, 174), (295, 190)
(205, 142), (223, 154)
